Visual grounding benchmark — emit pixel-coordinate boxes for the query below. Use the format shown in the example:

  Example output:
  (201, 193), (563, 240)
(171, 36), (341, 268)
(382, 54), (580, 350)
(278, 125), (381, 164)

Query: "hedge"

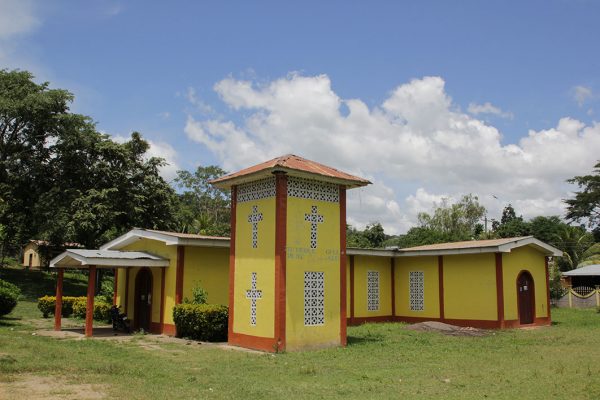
(72, 299), (112, 323)
(37, 296), (85, 318)
(173, 303), (228, 342)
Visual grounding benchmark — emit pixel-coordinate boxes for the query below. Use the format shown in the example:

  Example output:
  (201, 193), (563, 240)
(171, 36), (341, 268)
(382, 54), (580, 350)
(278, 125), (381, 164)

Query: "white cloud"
(468, 102), (513, 119)
(572, 85), (593, 106)
(0, 0), (39, 39)
(185, 74), (600, 234)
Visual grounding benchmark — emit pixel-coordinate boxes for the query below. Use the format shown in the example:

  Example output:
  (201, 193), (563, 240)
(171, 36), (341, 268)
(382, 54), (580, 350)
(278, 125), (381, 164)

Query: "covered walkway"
(49, 249), (169, 337)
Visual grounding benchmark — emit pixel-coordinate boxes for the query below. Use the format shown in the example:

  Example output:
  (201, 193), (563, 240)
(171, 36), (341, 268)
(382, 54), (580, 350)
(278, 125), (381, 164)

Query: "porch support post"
(54, 268), (64, 331)
(113, 268), (118, 306)
(85, 265), (97, 337)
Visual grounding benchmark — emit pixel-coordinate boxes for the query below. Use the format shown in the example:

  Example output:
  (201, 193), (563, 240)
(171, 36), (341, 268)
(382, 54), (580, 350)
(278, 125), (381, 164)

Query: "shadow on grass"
(347, 333), (385, 346)
(0, 316), (21, 327)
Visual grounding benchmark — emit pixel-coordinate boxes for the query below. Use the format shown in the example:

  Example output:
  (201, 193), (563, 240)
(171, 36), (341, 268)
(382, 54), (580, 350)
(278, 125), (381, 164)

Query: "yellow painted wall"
(502, 247), (548, 320)
(121, 239), (175, 324)
(233, 197), (276, 338)
(286, 196), (341, 350)
(183, 247), (229, 306)
(352, 255), (392, 318)
(395, 256), (440, 318)
(444, 253), (497, 321)
(346, 256), (351, 317)
(22, 244), (41, 268)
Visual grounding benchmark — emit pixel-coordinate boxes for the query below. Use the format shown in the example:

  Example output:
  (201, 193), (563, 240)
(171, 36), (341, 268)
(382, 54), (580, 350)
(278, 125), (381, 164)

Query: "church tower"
(211, 155), (370, 352)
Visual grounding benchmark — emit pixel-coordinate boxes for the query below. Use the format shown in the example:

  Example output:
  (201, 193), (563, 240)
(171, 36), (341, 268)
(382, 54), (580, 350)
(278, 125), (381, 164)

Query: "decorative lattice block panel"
(237, 177), (276, 203)
(304, 271), (325, 326)
(409, 271), (424, 311)
(247, 205), (263, 248)
(304, 205), (325, 249)
(245, 272), (263, 326)
(287, 176), (339, 203)
(367, 270), (380, 311)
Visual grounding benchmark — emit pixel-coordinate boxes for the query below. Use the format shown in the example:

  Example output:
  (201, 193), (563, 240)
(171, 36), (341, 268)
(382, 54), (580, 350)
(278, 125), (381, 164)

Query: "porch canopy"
(49, 249), (169, 337)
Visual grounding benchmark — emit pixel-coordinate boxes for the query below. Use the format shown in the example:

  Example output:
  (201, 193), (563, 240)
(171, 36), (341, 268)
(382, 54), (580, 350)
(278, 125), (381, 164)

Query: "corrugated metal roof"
(400, 237), (532, 251)
(67, 249), (165, 260)
(145, 229), (229, 241)
(563, 265), (600, 276)
(209, 154), (371, 188)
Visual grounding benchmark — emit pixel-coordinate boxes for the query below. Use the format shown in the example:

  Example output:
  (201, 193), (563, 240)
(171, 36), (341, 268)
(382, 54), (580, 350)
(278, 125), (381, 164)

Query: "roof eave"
(210, 167), (370, 189)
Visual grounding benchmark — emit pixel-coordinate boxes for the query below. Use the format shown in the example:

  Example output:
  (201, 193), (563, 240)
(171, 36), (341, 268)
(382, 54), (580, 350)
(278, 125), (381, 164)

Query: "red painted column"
(495, 253), (505, 328)
(160, 267), (166, 333)
(545, 256), (551, 319)
(85, 266), (97, 337)
(438, 256), (445, 321)
(339, 187), (347, 346)
(274, 172), (288, 351)
(54, 268), (64, 331)
(175, 246), (185, 305)
(113, 268), (118, 306)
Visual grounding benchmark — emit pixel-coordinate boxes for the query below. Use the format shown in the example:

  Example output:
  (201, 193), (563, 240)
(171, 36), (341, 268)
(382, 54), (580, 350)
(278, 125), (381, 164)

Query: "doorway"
(134, 268), (153, 331)
(517, 271), (535, 325)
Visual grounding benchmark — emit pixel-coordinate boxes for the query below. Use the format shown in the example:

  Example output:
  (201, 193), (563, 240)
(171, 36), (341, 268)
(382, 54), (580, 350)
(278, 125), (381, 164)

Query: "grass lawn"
(2, 268), (600, 399)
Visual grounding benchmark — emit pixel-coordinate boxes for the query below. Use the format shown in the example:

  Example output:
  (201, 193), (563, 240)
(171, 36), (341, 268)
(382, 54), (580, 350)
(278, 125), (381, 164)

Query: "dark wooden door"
(517, 271), (534, 325)
(134, 269), (152, 331)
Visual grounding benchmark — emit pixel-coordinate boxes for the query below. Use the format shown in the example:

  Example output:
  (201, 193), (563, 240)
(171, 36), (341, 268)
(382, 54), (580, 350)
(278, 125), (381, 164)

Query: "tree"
(555, 224), (595, 271)
(416, 194), (486, 242)
(174, 165), (231, 236)
(565, 161), (600, 230)
(0, 69), (178, 260)
(492, 204), (531, 238)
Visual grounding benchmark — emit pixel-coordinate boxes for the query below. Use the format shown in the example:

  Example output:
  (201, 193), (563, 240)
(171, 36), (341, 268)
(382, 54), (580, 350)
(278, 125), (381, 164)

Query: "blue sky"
(2, 0), (599, 233)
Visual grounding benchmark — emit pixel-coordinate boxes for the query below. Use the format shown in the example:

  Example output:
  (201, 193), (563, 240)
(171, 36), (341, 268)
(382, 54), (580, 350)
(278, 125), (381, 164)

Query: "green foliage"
(565, 160), (600, 230)
(172, 303), (228, 342)
(72, 299), (111, 322)
(37, 295), (85, 318)
(0, 278), (20, 298)
(0, 284), (18, 316)
(555, 225), (595, 271)
(174, 165), (231, 236)
(417, 194), (486, 241)
(0, 69), (179, 258)
(183, 283), (208, 305)
(347, 222), (388, 248)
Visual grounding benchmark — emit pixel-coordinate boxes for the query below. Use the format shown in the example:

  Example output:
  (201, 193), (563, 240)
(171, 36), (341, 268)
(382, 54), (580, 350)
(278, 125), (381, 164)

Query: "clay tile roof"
(209, 154), (371, 189)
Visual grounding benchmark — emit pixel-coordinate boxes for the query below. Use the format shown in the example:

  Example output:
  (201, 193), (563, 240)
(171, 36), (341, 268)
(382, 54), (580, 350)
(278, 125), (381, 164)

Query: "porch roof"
(563, 264), (600, 277)
(50, 249), (170, 269)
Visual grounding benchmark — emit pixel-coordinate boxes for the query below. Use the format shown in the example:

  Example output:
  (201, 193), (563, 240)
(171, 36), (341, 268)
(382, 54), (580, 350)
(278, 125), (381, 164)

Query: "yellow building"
(50, 154), (562, 352)
(347, 237), (560, 329)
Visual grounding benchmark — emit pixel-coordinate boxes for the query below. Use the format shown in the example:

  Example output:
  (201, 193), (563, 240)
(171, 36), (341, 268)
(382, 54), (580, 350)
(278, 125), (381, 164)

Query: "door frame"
(516, 270), (535, 325)
(134, 268), (153, 331)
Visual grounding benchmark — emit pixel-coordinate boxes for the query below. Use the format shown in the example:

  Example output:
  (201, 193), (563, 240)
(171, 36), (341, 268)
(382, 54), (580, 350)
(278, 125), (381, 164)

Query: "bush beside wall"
(173, 304), (228, 342)
(0, 279), (20, 316)
(37, 296), (85, 318)
(72, 299), (111, 322)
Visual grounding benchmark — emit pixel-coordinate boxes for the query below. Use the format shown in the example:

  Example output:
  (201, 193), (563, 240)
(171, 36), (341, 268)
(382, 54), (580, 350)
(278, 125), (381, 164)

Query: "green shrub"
(72, 299), (112, 322)
(0, 279), (21, 298)
(37, 296), (86, 318)
(0, 287), (18, 316)
(173, 303), (228, 342)
(183, 284), (208, 305)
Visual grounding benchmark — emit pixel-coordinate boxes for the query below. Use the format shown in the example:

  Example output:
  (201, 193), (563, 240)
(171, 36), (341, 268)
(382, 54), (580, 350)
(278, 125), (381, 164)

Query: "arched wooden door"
(517, 271), (535, 325)
(134, 269), (153, 331)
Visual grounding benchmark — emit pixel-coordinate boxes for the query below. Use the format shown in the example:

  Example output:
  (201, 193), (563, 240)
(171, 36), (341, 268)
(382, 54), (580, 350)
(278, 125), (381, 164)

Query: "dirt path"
(0, 374), (108, 400)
